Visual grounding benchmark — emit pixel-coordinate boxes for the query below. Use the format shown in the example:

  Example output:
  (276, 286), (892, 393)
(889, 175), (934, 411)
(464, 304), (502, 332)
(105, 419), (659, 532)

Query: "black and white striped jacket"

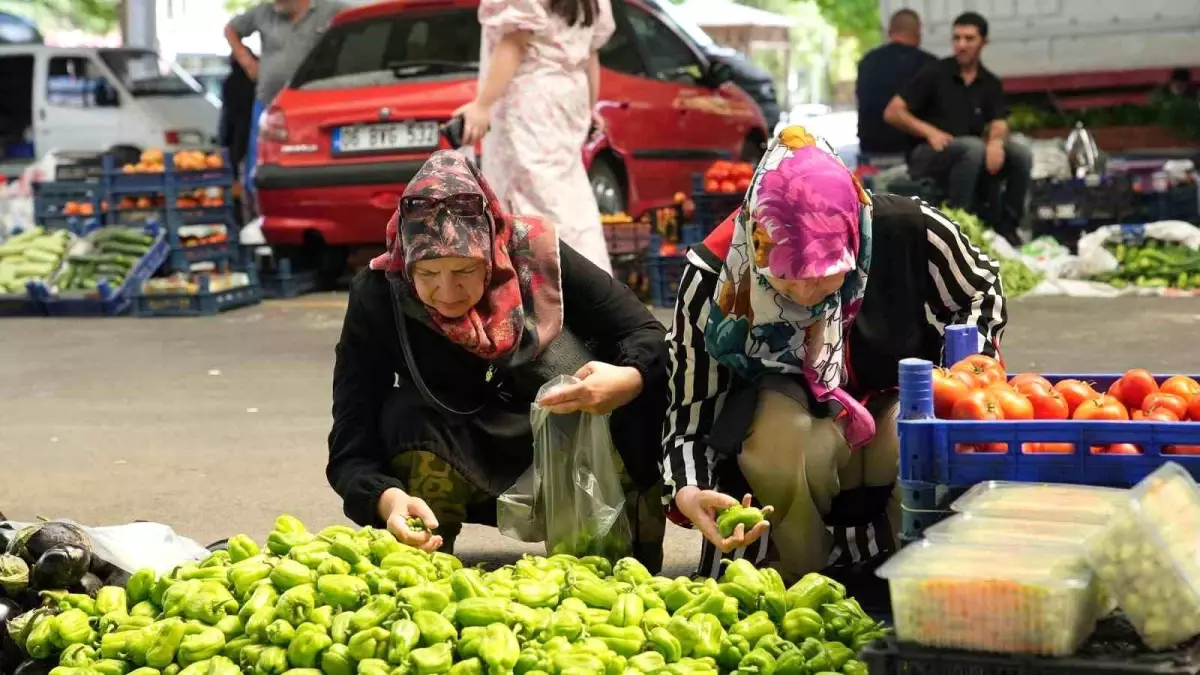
(661, 194), (1008, 571)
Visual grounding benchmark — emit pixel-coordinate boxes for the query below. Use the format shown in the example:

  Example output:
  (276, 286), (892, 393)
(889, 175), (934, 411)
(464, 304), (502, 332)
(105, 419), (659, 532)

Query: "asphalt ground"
(2, 294), (1198, 575)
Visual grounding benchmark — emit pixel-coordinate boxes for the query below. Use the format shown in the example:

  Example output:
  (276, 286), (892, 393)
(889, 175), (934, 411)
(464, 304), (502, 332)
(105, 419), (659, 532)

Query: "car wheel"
(589, 159), (627, 215)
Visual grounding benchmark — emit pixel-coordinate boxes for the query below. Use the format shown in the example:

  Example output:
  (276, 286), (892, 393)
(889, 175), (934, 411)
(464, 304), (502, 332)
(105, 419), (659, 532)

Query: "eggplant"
(0, 598), (21, 675)
(103, 568), (131, 591)
(29, 546), (89, 591)
(0, 557), (28, 599)
(6, 524), (91, 566)
(70, 573), (103, 598)
(12, 658), (53, 675)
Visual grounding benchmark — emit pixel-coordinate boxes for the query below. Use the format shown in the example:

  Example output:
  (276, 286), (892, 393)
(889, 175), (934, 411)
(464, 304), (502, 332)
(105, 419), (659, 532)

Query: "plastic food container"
(877, 540), (1096, 656)
(1086, 462), (1200, 650)
(951, 481), (1127, 524)
(925, 514), (1117, 617)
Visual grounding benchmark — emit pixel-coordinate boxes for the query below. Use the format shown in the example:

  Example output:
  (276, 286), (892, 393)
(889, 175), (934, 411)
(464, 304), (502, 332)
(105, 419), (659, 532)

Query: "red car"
(253, 0), (767, 268)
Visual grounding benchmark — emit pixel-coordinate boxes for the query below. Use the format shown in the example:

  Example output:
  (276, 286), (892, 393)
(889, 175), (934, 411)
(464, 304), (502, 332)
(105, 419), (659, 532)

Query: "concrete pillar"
(123, 0), (158, 49)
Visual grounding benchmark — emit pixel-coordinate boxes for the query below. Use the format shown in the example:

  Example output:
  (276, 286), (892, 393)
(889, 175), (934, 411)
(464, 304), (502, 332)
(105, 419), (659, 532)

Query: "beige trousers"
(736, 377), (901, 582)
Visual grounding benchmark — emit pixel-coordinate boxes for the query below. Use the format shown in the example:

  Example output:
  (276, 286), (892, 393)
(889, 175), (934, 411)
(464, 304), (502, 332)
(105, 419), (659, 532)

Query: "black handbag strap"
(390, 284), (484, 418)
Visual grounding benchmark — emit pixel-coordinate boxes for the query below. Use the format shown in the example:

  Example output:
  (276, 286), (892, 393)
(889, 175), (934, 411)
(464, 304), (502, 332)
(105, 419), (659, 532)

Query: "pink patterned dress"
(478, 0), (615, 274)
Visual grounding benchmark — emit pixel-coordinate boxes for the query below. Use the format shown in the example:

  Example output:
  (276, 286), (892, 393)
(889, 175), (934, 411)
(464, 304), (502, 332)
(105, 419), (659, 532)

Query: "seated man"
(856, 9), (935, 157)
(884, 11), (1030, 245)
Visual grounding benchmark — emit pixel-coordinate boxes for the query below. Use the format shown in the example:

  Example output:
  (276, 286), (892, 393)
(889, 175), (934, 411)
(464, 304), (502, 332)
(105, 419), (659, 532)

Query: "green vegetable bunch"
(939, 206), (1043, 297)
(56, 227), (157, 293)
(0, 227), (72, 294)
(9, 515), (887, 675)
(1091, 239), (1200, 290)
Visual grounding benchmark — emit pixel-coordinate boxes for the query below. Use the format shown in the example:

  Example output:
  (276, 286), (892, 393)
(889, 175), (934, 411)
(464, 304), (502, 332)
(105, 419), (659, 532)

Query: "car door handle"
(369, 192), (402, 210)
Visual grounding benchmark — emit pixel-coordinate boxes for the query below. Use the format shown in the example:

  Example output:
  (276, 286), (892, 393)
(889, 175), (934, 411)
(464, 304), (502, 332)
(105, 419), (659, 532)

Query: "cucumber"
(106, 229), (155, 247)
(100, 242), (152, 257)
(24, 248), (59, 265)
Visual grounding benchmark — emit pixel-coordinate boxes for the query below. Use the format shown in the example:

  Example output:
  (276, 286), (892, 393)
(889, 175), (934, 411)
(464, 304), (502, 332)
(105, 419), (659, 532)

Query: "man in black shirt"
(884, 12), (1031, 244)
(856, 9), (935, 156)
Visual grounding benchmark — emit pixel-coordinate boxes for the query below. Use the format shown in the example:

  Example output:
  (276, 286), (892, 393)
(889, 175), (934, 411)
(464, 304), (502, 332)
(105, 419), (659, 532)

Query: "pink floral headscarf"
(704, 126), (876, 449)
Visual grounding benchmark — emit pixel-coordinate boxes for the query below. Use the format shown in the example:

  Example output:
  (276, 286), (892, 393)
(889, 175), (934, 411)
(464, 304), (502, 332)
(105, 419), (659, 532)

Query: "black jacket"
(328, 243), (668, 527)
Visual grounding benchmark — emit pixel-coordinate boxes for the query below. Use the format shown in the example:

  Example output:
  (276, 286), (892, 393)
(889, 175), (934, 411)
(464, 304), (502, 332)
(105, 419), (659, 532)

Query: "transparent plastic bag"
(497, 376), (633, 560)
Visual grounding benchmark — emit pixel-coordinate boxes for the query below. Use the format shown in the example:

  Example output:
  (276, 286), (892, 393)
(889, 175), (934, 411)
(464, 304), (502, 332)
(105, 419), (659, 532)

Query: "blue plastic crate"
(104, 149), (234, 194)
(260, 259), (318, 299)
(104, 154), (167, 192)
(897, 325), (1200, 490)
(647, 253), (686, 307)
(35, 224), (169, 317)
(167, 149), (234, 189)
(1030, 175), (1138, 225)
(0, 282), (44, 317)
(32, 181), (104, 232)
(133, 271), (261, 317)
(680, 223), (705, 247)
(1140, 183), (1199, 223)
(691, 174), (743, 231)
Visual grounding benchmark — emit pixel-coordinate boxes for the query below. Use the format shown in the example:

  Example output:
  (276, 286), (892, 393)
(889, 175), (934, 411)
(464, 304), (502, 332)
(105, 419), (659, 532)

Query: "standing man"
(884, 11), (1030, 245)
(856, 9), (934, 157)
(225, 0), (344, 200)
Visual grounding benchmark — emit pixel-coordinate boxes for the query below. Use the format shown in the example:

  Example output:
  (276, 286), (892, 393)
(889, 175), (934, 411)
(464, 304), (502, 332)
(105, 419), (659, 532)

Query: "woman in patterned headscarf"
(327, 151), (668, 567)
(662, 126), (1008, 583)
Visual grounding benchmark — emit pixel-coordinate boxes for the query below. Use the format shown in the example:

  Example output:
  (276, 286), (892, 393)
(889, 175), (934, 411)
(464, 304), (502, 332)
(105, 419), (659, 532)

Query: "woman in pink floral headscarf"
(662, 125), (1009, 584)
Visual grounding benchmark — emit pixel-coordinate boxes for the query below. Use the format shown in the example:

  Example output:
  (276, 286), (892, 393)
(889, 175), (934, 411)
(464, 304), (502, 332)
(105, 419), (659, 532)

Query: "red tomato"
(719, 180), (738, 193)
(1161, 375), (1200, 400)
(1009, 373), (1052, 392)
(1189, 394), (1200, 422)
(1165, 445), (1200, 455)
(993, 388), (1034, 420)
(958, 443), (1008, 453)
(1117, 369), (1159, 410)
(1054, 380), (1097, 415)
(1107, 443), (1143, 455)
(951, 389), (1004, 420)
(704, 179), (721, 193)
(1132, 410), (1147, 421)
(735, 178), (751, 192)
(951, 354), (1006, 388)
(1107, 379), (1124, 400)
(659, 242), (679, 256)
(1073, 398), (1130, 421)
(932, 367), (972, 419)
(1146, 409), (1179, 422)
(1027, 387), (1069, 420)
(1022, 442), (1075, 454)
(1143, 392), (1189, 418)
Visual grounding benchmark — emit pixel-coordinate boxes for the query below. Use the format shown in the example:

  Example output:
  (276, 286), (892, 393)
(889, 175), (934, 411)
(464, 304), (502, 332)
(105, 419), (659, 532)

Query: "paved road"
(2, 295), (1198, 575)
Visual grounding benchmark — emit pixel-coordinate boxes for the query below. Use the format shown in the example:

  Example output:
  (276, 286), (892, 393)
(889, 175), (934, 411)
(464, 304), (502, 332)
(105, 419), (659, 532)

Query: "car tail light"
(261, 107), (289, 143)
(165, 129), (205, 146)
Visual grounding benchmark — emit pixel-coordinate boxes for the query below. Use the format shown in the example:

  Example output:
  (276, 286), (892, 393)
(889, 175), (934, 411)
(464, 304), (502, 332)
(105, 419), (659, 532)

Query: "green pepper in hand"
(716, 506), (766, 539)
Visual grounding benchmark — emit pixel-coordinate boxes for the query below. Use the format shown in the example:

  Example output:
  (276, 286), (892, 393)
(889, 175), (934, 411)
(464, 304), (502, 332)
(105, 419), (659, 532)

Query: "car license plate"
(333, 121), (439, 154)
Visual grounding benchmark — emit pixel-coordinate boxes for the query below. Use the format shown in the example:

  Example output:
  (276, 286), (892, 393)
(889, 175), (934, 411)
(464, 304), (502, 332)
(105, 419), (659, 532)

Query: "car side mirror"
(705, 61), (735, 88)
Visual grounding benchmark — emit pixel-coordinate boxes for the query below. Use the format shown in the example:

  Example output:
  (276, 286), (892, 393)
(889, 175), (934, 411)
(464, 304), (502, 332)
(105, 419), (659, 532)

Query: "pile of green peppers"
(1094, 240), (1200, 290)
(7, 515), (887, 675)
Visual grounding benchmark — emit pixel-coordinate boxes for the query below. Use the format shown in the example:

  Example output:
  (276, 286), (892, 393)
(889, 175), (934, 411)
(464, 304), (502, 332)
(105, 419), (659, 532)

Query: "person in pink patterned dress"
(454, 0), (615, 274)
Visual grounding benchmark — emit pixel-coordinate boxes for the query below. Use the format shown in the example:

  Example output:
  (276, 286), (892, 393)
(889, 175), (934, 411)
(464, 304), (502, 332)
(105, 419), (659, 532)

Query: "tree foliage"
(807, 0), (880, 48)
(0, 0), (121, 33)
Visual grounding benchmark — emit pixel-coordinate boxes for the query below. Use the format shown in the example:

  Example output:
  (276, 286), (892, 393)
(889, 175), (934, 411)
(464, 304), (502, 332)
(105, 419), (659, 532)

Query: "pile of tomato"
(702, 161), (754, 194)
(933, 354), (1200, 455)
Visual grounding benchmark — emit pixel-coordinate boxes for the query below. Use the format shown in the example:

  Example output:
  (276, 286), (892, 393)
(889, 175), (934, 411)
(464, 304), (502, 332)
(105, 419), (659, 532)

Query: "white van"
(0, 45), (221, 179)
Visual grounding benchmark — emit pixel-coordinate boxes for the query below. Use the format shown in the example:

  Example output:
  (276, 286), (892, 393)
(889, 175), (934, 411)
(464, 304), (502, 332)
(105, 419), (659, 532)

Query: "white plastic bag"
(1076, 221), (1200, 278)
(2, 520), (209, 575)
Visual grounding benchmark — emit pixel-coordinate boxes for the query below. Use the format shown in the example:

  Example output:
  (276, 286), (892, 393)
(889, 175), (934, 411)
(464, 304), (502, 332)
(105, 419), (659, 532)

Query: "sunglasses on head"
(400, 193), (486, 219)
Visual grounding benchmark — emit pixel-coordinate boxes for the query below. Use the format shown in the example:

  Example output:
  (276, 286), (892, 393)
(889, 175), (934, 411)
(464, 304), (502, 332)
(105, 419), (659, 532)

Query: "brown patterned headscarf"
(369, 151), (563, 365)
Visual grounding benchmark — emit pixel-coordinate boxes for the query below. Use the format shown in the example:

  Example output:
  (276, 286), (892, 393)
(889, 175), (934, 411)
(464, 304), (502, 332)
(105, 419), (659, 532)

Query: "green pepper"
(124, 569), (156, 606)
(230, 561), (273, 600)
(658, 579), (695, 614)
(271, 560), (315, 590)
(504, 602), (548, 638)
(364, 570), (397, 597)
(178, 660), (211, 675)
(429, 552), (461, 578)
(457, 627), (487, 660)
(184, 582), (239, 625)
(179, 567), (232, 589)
(387, 565), (422, 590)
(55, 608), (97, 648)
(720, 560), (765, 596)
(384, 619), (420, 665)
(632, 586), (665, 614)
(223, 637), (253, 663)
(821, 642), (854, 671)
(91, 659), (132, 675)
(785, 574), (841, 613)
(665, 616), (700, 659)
(512, 580), (557, 609)
(412, 610), (457, 647)
(367, 536), (403, 565)
(577, 556), (613, 578)
(347, 627), (389, 662)
(686, 615), (724, 660)
(729, 612), (775, 650)
(357, 658), (391, 675)
(716, 581), (756, 611)
(99, 630), (133, 661)
(146, 619), (188, 669)
(611, 559), (652, 587)
(627, 651), (666, 674)
(179, 627), (226, 666)
(247, 607), (279, 642)
(127, 626), (158, 666)
(648, 626), (684, 663)
(587, 624), (645, 657)
(542, 611), (584, 641)
(447, 569), (492, 601)
(240, 644), (267, 672)
(348, 595), (397, 633)
(551, 651), (606, 675)
(95, 587), (128, 616)
(715, 506), (765, 539)
(635, 607), (668, 635)
(63, 593), (98, 616)
(331, 613), (354, 645)
(275, 516), (309, 535)
(116, 616), (155, 635)
(224, 535), (260, 563)
(314, 556), (350, 576)
(214, 615), (243, 641)
(841, 660), (868, 675)
(266, 619), (297, 646)
(771, 650), (806, 675)
(607, 593), (644, 629)
(289, 625), (334, 668)
(278, 585), (319, 626)
(48, 668), (93, 675)
(781, 608), (823, 643)
(321, 643), (355, 675)
(801, 641), (828, 673)
(239, 583), (280, 622)
(128, 669), (161, 675)
(716, 633), (749, 672)
(514, 647), (550, 675)
(447, 657), (483, 675)
(398, 585), (451, 614)
(128, 601), (157, 619)
(59, 644), (98, 667)
(290, 541), (334, 570)
(568, 576), (618, 610)
(753, 636), (794, 661)
(736, 648), (775, 675)
(257, 646), (290, 675)
(410, 643), (454, 675)
(479, 624), (519, 674)
(316, 575), (370, 612)
(453, 597), (508, 628)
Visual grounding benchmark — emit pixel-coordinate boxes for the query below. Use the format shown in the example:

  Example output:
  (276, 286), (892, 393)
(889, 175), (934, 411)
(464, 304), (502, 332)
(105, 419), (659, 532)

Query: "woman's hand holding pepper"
(537, 361), (643, 415)
(675, 488), (773, 553)
(378, 487), (443, 552)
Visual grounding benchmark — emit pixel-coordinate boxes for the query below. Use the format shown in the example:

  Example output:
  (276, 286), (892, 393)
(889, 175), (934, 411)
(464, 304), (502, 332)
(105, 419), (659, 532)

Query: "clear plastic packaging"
(877, 539), (1096, 655)
(951, 481), (1127, 524)
(1086, 462), (1200, 649)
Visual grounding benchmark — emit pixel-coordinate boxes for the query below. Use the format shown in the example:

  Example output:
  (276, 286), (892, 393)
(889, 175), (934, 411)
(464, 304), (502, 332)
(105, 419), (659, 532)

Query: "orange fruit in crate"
(63, 202), (80, 215)
(720, 180), (737, 193)
(205, 153), (223, 169)
(141, 148), (165, 164)
(736, 177), (751, 192)
(176, 197), (199, 209)
(673, 192), (686, 203)
(705, 179), (720, 193)
(122, 163), (137, 174)
(119, 197), (136, 209)
(659, 242), (679, 256)
(78, 203), (94, 216)
(100, 200), (109, 211)
(135, 196), (153, 209)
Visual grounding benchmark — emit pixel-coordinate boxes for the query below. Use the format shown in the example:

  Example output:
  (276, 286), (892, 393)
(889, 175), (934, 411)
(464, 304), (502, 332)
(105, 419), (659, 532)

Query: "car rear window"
(291, 8), (480, 90)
